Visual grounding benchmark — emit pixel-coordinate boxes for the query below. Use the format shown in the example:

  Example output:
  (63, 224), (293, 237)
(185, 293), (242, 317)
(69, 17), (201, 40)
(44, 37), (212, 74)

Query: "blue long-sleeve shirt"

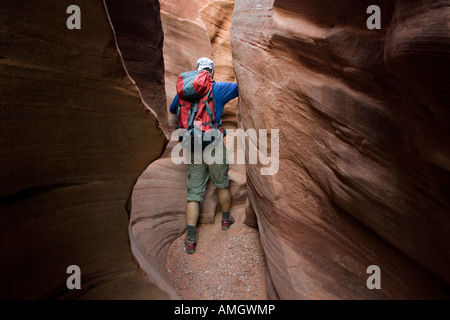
(169, 81), (239, 127)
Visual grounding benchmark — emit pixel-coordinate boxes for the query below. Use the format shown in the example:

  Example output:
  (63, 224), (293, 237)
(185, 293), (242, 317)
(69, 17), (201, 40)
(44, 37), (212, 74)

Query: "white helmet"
(196, 57), (215, 72)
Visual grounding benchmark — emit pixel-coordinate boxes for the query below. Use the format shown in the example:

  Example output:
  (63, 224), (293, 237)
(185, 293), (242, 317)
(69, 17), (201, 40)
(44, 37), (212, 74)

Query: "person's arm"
(169, 95), (179, 114)
(214, 82), (239, 103)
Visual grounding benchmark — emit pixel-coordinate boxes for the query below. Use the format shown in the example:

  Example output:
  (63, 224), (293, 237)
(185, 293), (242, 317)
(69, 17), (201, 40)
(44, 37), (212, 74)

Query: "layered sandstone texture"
(231, 0), (450, 299)
(0, 0), (167, 299)
(106, 0), (170, 135)
(196, 0), (237, 82)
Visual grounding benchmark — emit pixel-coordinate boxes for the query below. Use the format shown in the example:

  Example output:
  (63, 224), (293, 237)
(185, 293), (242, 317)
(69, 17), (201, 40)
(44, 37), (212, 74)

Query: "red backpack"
(176, 70), (223, 149)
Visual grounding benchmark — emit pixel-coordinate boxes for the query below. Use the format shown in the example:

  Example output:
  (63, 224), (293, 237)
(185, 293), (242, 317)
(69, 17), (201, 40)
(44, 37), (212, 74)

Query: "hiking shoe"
(221, 216), (235, 230)
(184, 237), (197, 254)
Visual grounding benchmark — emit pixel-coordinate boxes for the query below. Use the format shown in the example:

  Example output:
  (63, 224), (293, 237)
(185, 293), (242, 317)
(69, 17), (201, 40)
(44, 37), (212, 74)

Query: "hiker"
(170, 57), (239, 254)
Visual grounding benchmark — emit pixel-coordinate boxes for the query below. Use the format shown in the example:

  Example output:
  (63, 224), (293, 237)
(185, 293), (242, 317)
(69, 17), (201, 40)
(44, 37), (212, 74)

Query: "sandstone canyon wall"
(232, 0), (450, 299)
(0, 0), (167, 299)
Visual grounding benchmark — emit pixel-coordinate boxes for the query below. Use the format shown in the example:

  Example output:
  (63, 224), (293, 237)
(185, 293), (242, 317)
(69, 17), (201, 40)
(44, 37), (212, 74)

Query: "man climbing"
(170, 57), (239, 254)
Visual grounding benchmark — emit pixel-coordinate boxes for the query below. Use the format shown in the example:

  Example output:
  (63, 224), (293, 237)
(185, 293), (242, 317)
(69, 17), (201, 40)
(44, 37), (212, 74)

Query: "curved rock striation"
(0, 0), (167, 299)
(105, 0), (170, 135)
(197, 0), (237, 82)
(231, 0), (450, 299)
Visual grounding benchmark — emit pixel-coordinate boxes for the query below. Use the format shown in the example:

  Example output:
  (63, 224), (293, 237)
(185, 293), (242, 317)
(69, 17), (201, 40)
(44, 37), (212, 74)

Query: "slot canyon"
(1, 0), (449, 301)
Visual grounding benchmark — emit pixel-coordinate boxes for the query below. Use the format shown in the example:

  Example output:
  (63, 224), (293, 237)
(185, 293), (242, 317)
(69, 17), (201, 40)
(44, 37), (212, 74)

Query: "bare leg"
(186, 201), (200, 226)
(218, 187), (231, 213)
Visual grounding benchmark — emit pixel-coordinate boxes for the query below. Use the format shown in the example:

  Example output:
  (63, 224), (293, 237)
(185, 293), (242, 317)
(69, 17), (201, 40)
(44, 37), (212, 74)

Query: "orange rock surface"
(231, 0), (450, 299)
(0, 0), (167, 299)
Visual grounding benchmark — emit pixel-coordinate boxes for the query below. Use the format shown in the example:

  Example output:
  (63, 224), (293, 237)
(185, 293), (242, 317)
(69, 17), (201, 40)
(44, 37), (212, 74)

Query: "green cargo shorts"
(186, 143), (229, 202)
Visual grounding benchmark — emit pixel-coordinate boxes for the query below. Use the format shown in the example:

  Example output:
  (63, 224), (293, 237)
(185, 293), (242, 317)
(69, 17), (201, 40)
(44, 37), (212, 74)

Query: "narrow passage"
(166, 202), (267, 300)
